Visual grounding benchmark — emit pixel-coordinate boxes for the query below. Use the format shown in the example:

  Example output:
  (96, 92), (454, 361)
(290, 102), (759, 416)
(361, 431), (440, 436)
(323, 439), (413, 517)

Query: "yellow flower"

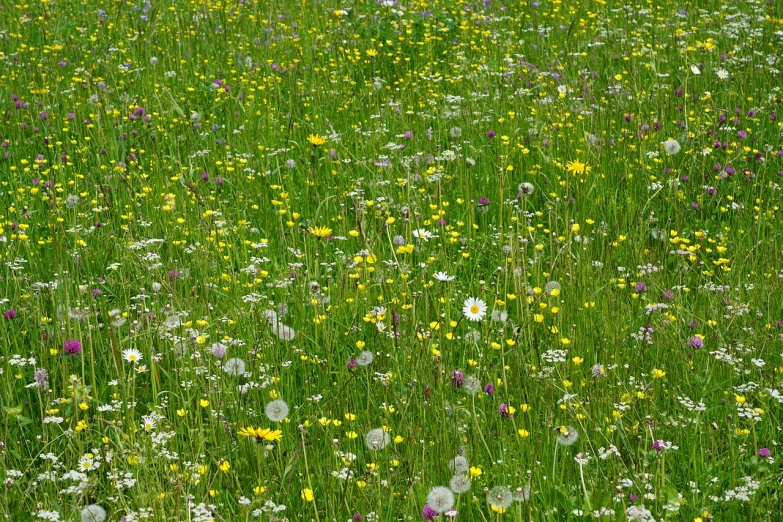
(651, 368), (666, 379)
(218, 460), (230, 472)
(310, 225), (333, 239)
(238, 427), (283, 442)
(199, 399), (210, 408)
(517, 429), (530, 438)
(565, 159), (591, 175)
(366, 49), (379, 57)
(469, 466), (482, 478)
(307, 134), (327, 147)
(301, 488), (314, 502)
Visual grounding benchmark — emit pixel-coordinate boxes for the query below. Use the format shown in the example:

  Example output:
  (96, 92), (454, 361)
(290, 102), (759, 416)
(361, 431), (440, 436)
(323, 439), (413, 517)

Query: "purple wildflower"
(34, 368), (48, 388)
(422, 505), (439, 521)
(64, 339), (82, 357)
(688, 336), (703, 349)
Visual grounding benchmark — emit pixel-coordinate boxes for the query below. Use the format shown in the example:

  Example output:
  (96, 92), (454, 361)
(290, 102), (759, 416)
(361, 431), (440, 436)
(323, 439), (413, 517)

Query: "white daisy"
(141, 415), (156, 432)
(462, 297), (487, 322)
(412, 228), (433, 241)
(79, 454), (99, 472)
(434, 272), (455, 282)
(122, 348), (142, 364)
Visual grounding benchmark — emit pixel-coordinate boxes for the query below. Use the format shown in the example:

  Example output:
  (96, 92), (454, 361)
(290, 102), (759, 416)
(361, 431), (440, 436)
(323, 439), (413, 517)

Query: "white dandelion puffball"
(223, 357), (246, 376)
(513, 485), (531, 502)
(449, 474), (471, 494)
(556, 425), (579, 446)
(462, 297), (487, 322)
(544, 280), (561, 295)
(448, 455), (469, 474)
(518, 182), (535, 195)
(356, 350), (374, 367)
(426, 486), (455, 513)
(265, 399), (289, 422)
(275, 323), (296, 341)
(663, 139), (681, 155)
(211, 342), (227, 359)
(365, 428), (390, 451)
(81, 505), (107, 522)
(463, 375), (481, 396)
(487, 486), (514, 510)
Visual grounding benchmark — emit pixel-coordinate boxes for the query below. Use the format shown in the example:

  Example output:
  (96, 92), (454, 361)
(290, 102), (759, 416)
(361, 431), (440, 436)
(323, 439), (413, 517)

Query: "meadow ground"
(1, 0), (783, 520)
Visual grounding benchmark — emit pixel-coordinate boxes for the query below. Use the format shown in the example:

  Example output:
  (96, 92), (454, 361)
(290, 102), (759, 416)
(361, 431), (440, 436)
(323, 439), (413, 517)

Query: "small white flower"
(690, 64), (701, 75)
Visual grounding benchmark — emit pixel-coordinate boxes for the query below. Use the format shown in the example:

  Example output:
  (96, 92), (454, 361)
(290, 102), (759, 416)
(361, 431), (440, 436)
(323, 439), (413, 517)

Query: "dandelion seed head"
(426, 486), (455, 513)
(365, 428), (390, 451)
(265, 399), (289, 422)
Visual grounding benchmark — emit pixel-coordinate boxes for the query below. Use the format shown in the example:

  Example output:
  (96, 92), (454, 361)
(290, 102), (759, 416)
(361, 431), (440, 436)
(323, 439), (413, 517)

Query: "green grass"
(1, 0), (783, 520)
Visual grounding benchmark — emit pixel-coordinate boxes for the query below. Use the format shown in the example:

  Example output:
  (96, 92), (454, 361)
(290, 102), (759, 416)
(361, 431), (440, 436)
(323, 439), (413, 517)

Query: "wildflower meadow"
(2, 0), (783, 520)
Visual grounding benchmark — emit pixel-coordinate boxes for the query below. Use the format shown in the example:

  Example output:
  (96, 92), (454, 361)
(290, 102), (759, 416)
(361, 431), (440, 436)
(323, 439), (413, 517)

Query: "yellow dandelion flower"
(307, 134), (327, 147)
(565, 159), (591, 175)
(310, 225), (333, 239)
